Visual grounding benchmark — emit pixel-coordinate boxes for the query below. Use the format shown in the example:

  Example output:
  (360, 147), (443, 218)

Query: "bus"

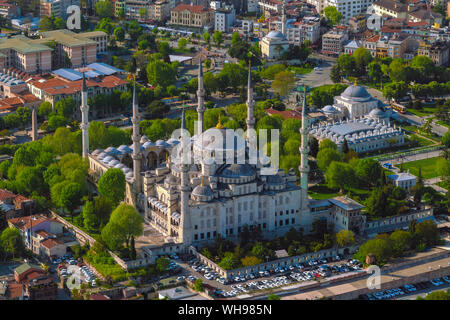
(391, 102), (406, 114)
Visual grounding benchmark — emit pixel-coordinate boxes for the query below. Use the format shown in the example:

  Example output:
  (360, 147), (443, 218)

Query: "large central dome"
(341, 85), (371, 101)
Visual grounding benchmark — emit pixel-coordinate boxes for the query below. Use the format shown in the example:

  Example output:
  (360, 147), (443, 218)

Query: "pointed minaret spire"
(196, 57), (205, 136)
(299, 85), (309, 210)
(246, 62), (255, 143)
(131, 79), (142, 193)
(80, 67), (89, 158)
(281, 0), (286, 36)
(179, 101), (191, 245)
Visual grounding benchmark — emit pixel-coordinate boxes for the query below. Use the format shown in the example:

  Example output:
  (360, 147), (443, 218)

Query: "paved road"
(398, 113), (448, 137)
(396, 282), (450, 300)
(295, 55), (336, 89)
(378, 150), (442, 167)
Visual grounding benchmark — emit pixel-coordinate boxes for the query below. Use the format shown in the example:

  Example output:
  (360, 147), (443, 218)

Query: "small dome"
(102, 156), (114, 163)
(164, 175), (178, 185)
(368, 107), (386, 118)
(109, 159), (120, 166)
(322, 105), (339, 113)
(97, 152), (107, 159)
(192, 185), (214, 198)
(156, 140), (170, 148)
(140, 135), (149, 144)
(143, 141), (155, 148)
(91, 149), (103, 156)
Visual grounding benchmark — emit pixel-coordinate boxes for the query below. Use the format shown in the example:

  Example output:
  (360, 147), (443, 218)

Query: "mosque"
(313, 83), (404, 153)
(82, 62), (368, 251)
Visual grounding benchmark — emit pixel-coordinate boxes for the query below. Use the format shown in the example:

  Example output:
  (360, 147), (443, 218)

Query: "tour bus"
(391, 102), (406, 114)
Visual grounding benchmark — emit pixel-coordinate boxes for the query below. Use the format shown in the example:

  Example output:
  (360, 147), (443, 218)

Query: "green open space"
(401, 157), (445, 179)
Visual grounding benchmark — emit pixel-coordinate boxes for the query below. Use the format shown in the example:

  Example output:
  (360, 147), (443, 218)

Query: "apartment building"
(247, 0), (259, 13)
(258, 0), (282, 16)
(283, 17), (321, 46)
(170, 4), (214, 28)
(0, 0), (20, 18)
(40, 0), (80, 19)
(348, 13), (367, 33)
(149, 0), (171, 21)
(372, 0), (408, 19)
(214, 3), (236, 32)
(122, 0), (151, 20)
(326, 0), (375, 23)
(0, 36), (52, 74)
(418, 40), (449, 66)
(321, 26), (349, 55)
(306, 0), (326, 13)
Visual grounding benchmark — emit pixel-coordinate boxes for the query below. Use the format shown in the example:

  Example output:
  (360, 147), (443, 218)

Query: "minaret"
(196, 59), (205, 136)
(80, 70), (89, 158)
(179, 106), (191, 244)
(31, 106), (38, 141)
(299, 85), (310, 209)
(246, 62), (255, 143)
(131, 80), (142, 192)
(281, 0), (286, 36)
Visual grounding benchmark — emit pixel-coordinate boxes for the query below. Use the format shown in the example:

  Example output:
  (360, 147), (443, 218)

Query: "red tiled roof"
(266, 108), (303, 120)
(172, 4), (211, 13)
(40, 238), (64, 249)
(31, 75), (128, 96)
(8, 215), (51, 231)
(366, 34), (381, 42)
(6, 282), (23, 299)
(406, 20), (429, 27)
(0, 188), (16, 200)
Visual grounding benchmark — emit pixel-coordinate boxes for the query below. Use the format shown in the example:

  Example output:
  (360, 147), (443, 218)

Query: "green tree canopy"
(97, 168), (126, 207)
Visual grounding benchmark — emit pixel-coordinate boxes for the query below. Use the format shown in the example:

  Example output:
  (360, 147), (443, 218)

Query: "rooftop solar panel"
(53, 68), (82, 81)
(87, 62), (123, 75)
(85, 70), (102, 78)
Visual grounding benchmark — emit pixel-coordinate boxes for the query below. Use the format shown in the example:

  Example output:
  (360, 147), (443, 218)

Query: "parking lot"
(360, 276), (450, 300)
(185, 256), (363, 298)
(53, 254), (98, 288)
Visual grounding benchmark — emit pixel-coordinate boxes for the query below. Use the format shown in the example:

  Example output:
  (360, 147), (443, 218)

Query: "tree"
(383, 81), (408, 101)
(354, 238), (392, 264)
(353, 47), (373, 76)
(82, 200), (98, 232)
(52, 181), (83, 221)
(213, 30), (223, 48)
(156, 257), (170, 272)
(268, 294), (281, 300)
(389, 230), (412, 257)
(336, 230), (355, 247)
(38, 101), (52, 118)
(337, 54), (356, 77)
(177, 37), (188, 50)
(420, 290), (450, 300)
(319, 138), (337, 151)
(138, 7), (147, 19)
(113, 27), (125, 42)
(218, 252), (240, 270)
(97, 168), (126, 207)
(146, 60), (177, 88)
(355, 159), (382, 187)
(93, 196), (112, 227)
(95, 0), (114, 19)
(0, 228), (24, 259)
(415, 220), (440, 247)
(39, 16), (54, 31)
(442, 131), (450, 148)
(104, 204), (143, 249)
(325, 161), (356, 192)
(15, 166), (44, 196)
(241, 256), (262, 267)
(55, 97), (75, 119)
(330, 64), (342, 83)
(316, 148), (341, 171)
(324, 6), (342, 26)
(410, 55), (435, 82)
(193, 279), (204, 292)
(368, 61), (383, 84)
(271, 71), (295, 97)
(203, 32), (211, 45)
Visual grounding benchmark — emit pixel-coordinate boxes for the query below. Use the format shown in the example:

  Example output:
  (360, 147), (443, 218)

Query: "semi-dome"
(117, 145), (133, 153)
(156, 140), (170, 148)
(220, 164), (256, 178)
(143, 141), (155, 148)
(102, 156), (114, 163)
(342, 85), (370, 101)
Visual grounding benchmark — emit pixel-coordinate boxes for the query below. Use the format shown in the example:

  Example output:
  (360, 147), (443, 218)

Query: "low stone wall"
(50, 211), (154, 271)
(189, 245), (359, 280)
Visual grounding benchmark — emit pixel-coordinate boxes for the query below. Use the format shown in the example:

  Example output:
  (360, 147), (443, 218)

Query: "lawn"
(406, 107), (436, 117)
(288, 66), (313, 75)
(436, 120), (450, 129)
(401, 157), (445, 179)
(308, 184), (340, 200)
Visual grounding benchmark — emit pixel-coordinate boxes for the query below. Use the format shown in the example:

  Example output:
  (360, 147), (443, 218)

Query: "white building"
(260, 30), (290, 59)
(387, 172), (417, 191)
(282, 17), (321, 46)
(214, 3), (236, 32)
(344, 38), (362, 54)
(325, 0), (376, 23)
(310, 117), (405, 153)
